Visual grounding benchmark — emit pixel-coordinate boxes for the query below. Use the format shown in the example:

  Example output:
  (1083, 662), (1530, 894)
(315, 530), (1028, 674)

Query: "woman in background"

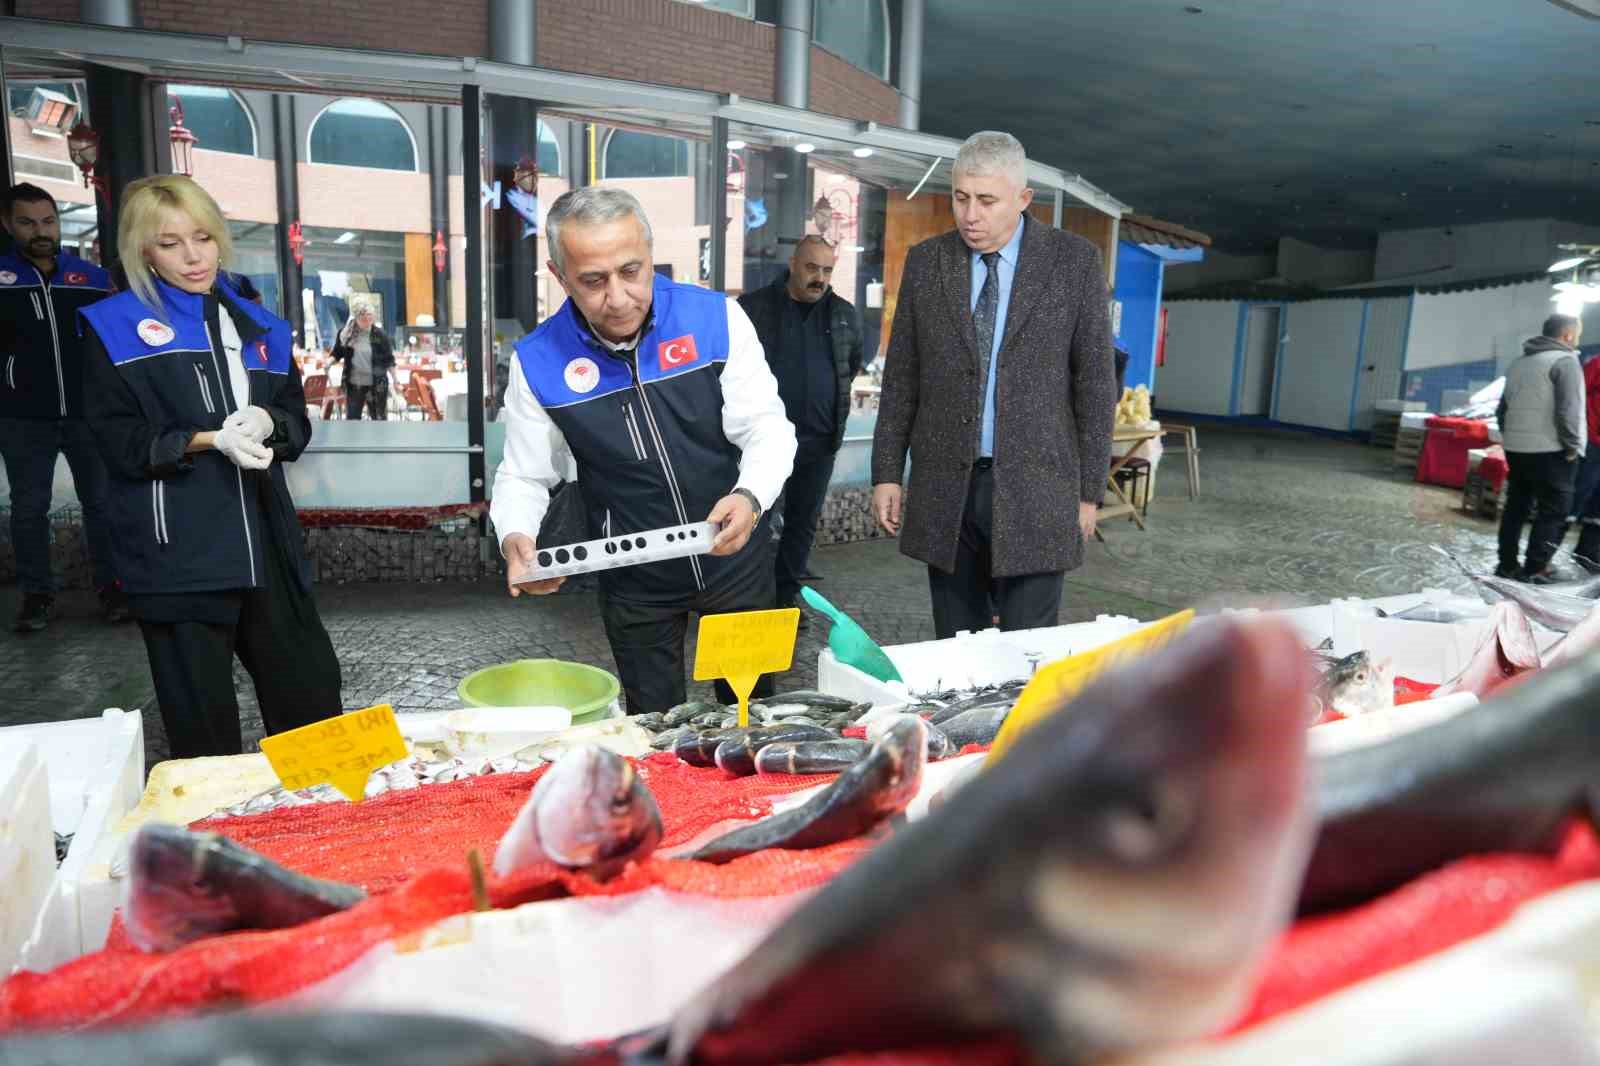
(80, 175), (341, 758)
(329, 301), (395, 420)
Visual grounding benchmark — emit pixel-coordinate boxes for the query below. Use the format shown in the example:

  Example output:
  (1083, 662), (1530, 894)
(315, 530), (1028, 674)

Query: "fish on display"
(685, 715), (929, 865)
(1300, 634), (1600, 915)
(650, 726), (693, 751)
(121, 823), (366, 953)
(755, 739), (872, 776)
(673, 728), (740, 768)
(631, 713), (667, 732)
(867, 715), (955, 760)
(664, 701), (725, 728)
(1543, 597), (1600, 668)
(1436, 546), (1590, 631)
(933, 704), (1011, 748)
(1311, 650), (1392, 719)
(713, 724), (840, 776)
(1374, 600), (1490, 624)
(493, 745), (662, 881)
(1431, 600), (1542, 700)
(627, 619), (1315, 1064)
(0, 1008), (589, 1066)
(754, 690), (863, 714)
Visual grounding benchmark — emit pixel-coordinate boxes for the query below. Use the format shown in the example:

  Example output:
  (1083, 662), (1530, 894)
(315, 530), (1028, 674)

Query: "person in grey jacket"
(1496, 313), (1586, 581)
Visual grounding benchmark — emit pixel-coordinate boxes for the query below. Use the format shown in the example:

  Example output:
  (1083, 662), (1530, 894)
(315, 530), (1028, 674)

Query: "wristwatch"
(733, 487), (763, 522)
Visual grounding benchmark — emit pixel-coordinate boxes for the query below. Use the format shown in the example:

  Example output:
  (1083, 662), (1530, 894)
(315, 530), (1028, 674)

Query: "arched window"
(307, 99), (419, 172)
(813, 0), (890, 79)
(537, 120), (562, 179)
(166, 85), (257, 156)
(602, 130), (690, 179)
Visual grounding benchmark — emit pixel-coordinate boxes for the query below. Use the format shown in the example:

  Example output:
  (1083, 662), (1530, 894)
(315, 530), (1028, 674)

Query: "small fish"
(1374, 600), (1491, 624)
(755, 739), (872, 776)
(673, 728), (739, 768)
(492, 745), (662, 881)
(758, 690), (862, 713)
(928, 697), (1014, 727)
(1431, 601), (1541, 700)
(664, 701), (725, 728)
(713, 724), (840, 776)
(630, 619), (1315, 1064)
(692, 711), (734, 727)
(686, 716), (928, 864)
(0, 1008), (588, 1066)
(1301, 631), (1600, 914)
(122, 823), (366, 953)
(631, 713), (667, 732)
(934, 705), (1011, 748)
(650, 726), (693, 751)
(868, 714), (954, 760)
(1312, 650), (1393, 719)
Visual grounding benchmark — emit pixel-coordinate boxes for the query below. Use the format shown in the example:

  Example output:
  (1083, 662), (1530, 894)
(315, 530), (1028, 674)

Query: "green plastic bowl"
(456, 659), (620, 724)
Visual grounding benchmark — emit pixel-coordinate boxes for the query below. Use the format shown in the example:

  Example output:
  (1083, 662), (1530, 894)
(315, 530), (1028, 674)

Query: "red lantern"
(288, 221), (306, 266)
(168, 96), (198, 176)
(432, 229), (447, 273)
(65, 122), (107, 200)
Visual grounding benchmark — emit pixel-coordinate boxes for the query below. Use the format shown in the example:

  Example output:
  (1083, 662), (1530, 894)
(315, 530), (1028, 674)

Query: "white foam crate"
(818, 615), (1145, 704)
(0, 742), (54, 977)
(0, 709), (145, 972)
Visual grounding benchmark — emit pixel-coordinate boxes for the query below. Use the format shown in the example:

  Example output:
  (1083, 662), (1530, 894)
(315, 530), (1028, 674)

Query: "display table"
(1102, 424), (1163, 529)
(1415, 416), (1492, 489)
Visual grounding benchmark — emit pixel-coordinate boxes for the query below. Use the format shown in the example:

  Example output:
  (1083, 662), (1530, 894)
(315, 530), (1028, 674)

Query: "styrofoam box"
(0, 709), (145, 973)
(0, 742), (54, 977)
(819, 615), (1144, 704)
(1376, 399), (1428, 414)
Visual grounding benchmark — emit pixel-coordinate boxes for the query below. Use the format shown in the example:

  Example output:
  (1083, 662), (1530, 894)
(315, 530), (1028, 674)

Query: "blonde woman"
(329, 300), (395, 420)
(79, 175), (341, 759)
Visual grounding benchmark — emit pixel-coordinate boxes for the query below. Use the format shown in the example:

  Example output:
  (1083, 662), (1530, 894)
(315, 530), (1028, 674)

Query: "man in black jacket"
(738, 236), (863, 615)
(0, 183), (126, 631)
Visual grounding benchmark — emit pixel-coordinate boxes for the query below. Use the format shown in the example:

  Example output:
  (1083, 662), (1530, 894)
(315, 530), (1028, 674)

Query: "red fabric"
(1424, 416), (1492, 443)
(1477, 445), (1509, 492)
(1415, 426), (1483, 488)
(1393, 677), (1440, 705)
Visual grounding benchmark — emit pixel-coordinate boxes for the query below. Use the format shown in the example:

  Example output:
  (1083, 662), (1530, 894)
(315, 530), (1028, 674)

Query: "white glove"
(223, 405), (275, 444)
(213, 423), (273, 470)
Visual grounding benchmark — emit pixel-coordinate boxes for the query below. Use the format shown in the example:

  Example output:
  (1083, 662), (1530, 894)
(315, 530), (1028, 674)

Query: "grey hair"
(544, 185), (654, 276)
(953, 130), (1028, 190)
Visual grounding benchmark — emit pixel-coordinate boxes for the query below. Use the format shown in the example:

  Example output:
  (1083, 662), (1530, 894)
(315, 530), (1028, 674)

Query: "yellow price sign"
(259, 703), (409, 802)
(987, 609), (1197, 763)
(693, 608), (801, 727)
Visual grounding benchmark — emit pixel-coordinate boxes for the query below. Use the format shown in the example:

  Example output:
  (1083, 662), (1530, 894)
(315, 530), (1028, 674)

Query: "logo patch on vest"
(254, 340), (270, 365)
(658, 334), (699, 371)
(0, 272), (16, 286)
(564, 356), (600, 394)
(137, 319), (176, 347)
(64, 271), (88, 285)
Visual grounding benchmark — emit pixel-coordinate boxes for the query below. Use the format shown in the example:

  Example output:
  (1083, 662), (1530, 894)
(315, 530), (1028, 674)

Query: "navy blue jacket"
(80, 278), (314, 598)
(0, 250), (113, 419)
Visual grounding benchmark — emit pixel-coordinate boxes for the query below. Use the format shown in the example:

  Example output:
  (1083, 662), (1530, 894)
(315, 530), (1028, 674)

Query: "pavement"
(0, 425), (1518, 769)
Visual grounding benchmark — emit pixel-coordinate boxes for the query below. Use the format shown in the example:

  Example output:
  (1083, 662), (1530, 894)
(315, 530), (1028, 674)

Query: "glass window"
(813, 0), (890, 79)
(308, 98), (419, 172)
(537, 120), (562, 179)
(226, 220), (281, 315)
(602, 129), (690, 179)
(167, 84), (256, 156)
(671, 0), (752, 14)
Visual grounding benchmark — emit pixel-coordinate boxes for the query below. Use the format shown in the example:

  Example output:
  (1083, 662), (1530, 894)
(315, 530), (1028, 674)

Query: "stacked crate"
(1461, 449), (1507, 519)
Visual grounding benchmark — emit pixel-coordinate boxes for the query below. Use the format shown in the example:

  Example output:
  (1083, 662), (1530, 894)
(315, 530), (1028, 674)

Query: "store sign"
(694, 608), (800, 727)
(260, 703), (409, 802)
(988, 609), (1196, 763)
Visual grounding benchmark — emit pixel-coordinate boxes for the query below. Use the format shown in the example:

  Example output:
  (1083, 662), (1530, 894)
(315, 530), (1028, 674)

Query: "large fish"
(1542, 597), (1600, 668)
(1311, 650), (1392, 718)
(934, 704), (1011, 748)
(630, 620), (1314, 1064)
(121, 823), (365, 953)
(492, 745), (662, 881)
(755, 739), (871, 776)
(0, 1009), (591, 1066)
(713, 724), (839, 776)
(685, 715), (927, 865)
(867, 714), (955, 760)
(1300, 636), (1600, 914)
(1430, 600), (1542, 700)
(1436, 546), (1591, 631)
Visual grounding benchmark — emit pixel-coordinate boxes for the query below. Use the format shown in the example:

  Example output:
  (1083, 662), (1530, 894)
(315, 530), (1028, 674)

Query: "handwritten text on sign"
(694, 608), (800, 727)
(988, 610), (1196, 763)
(259, 703), (409, 802)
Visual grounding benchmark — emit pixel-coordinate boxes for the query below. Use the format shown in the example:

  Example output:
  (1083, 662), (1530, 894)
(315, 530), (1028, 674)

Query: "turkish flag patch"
(64, 271), (88, 285)
(657, 334), (699, 371)
(255, 340), (269, 364)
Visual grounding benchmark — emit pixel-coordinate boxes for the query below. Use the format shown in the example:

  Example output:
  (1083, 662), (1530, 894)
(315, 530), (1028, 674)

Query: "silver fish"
(122, 823), (366, 953)
(1432, 601), (1541, 700)
(713, 724), (840, 776)
(1312, 650), (1392, 718)
(492, 745), (662, 881)
(1375, 601), (1490, 624)
(755, 739), (872, 776)
(934, 705), (1010, 748)
(1544, 597), (1600, 668)
(635, 619), (1314, 1064)
(664, 700), (725, 727)
(686, 716), (927, 864)
(1437, 546), (1591, 631)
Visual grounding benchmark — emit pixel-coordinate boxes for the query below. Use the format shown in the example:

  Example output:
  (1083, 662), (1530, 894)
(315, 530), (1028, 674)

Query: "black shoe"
(1523, 567), (1561, 585)
(14, 593), (52, 633)
(98, 583), (132, 623)
(1493, 564), (1521, 579)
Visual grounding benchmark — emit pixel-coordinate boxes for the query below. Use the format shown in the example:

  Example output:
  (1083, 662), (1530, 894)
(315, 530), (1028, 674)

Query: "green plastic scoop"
(800, 586), (904, 683)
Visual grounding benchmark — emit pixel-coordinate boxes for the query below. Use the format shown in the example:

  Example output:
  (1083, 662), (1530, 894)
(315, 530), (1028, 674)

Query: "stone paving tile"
(0, 426), (1527, 769)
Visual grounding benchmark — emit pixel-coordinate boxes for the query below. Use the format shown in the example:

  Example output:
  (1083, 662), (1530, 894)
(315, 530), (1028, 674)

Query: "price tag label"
(988, 610), (1196, 763)
(259, 704), (409, 802)
(693, 608), (800, 727)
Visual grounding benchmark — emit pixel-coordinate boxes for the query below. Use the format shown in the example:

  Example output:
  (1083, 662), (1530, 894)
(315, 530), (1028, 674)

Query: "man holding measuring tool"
(490, 186), (797, 714)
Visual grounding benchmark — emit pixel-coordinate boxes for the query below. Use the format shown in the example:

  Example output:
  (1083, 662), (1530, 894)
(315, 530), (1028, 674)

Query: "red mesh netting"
(1393, 676), (1441, 705)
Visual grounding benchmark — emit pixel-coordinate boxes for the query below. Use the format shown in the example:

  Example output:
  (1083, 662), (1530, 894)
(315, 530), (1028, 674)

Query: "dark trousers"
(1576, 447), (1600, 566)
(774, 446), (836, 606)
(1499, 450), (1578, 574)
(599, 561), (777, 715)
(929, 461), (1063, 641)
(345, 382), (388, 420)
(137, 532), (342, 758)
(0, 417), (118, 593)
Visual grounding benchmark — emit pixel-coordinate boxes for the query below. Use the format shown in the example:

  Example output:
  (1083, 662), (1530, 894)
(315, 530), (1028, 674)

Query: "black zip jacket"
(0, 249), (114, 419)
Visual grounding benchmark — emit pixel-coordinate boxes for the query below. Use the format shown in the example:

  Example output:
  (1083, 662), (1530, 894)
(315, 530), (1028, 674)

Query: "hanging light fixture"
(169, 95), (198, 176)
(432, 229), (447, 273)
(65, 122), (106, 200)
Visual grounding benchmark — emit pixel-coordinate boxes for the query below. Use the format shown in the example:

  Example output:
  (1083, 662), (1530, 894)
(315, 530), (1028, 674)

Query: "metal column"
(710, 116), (728, 291)
(271, 94), (304, 338)
(0, 47), (12, 188)
(462, 84), (487, 505)
(80, 0), (135, 26)
(85, 63), (146, 267)
(776, 0), (813, 109)
(488, 0), (536, 66)
(897, 0), (925, 130)
(428, 104), (452, 327)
